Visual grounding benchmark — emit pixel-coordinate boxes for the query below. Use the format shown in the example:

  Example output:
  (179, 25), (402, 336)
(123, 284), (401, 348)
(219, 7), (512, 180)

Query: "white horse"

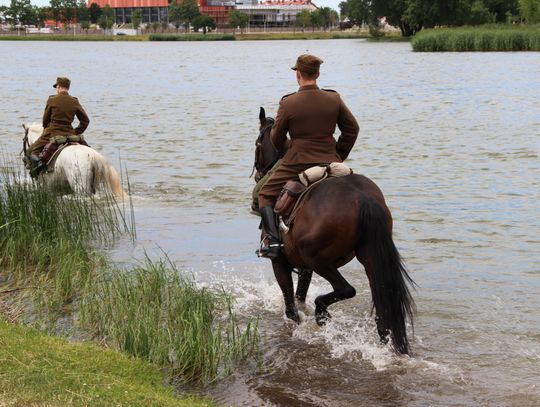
(23, 123), (124, 198)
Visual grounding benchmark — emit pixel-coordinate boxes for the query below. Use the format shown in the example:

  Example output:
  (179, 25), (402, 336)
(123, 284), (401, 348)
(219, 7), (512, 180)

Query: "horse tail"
(90, 155), (124, 198)
(104, 164), (124, 198)
(357, 196), (416, 355)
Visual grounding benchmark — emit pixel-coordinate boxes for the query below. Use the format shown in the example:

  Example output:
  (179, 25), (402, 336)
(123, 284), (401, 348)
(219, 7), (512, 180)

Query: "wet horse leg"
(272, 256), (300, 323)
(295, 269), (313, 303)
(314, 268), (356, 326)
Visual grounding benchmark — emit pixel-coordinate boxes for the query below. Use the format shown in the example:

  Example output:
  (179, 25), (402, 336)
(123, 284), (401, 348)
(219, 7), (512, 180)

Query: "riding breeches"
(258, 162), (319, 208)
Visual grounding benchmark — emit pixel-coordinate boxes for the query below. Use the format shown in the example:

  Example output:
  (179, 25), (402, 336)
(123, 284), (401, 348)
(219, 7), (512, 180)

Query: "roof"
(88, 0), (169, 7)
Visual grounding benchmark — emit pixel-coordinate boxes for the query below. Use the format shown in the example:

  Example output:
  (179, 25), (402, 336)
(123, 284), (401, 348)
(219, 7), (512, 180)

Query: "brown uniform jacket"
(42, 92), (89, 139)
(270, 85), (359, 165)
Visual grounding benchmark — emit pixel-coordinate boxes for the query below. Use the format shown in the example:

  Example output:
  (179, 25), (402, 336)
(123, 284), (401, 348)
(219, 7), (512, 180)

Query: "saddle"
(274, 162), (353, 231)
(45, 135), (88, 172)
(23, 134), (86, 174)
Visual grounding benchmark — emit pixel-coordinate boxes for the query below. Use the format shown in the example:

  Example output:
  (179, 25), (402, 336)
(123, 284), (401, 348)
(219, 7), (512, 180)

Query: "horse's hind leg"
(314, 268), (356, 326)
(295, 269), (313, 303)
(272, 256), (300, 323)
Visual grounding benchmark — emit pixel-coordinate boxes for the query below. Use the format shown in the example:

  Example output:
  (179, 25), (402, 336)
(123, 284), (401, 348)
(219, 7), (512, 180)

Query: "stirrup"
(256, 237), (283, 258)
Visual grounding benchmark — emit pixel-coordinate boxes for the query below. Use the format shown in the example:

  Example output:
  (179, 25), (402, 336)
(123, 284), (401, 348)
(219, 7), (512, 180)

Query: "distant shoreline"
(0, 31), (408, 42)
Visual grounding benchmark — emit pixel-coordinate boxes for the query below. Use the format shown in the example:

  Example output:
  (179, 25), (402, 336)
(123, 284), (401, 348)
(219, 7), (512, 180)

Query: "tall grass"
(0, 167), (130, 315)
(80, 258), (259, 383)
(0, 161), (259, 383)
(412, 25), (540, 52)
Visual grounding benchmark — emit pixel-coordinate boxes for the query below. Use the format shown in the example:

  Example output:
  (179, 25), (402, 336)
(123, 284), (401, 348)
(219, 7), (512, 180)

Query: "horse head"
(254, 107), (280, 182)
(22, 123), (44, 146)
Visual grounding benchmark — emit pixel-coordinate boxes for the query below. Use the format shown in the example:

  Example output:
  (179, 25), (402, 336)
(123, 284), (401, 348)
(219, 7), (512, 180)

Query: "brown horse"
(254, 108), (416, 354)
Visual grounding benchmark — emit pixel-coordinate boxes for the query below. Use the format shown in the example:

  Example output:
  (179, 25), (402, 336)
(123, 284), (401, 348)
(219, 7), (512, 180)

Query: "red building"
(199, 3), (233, 27)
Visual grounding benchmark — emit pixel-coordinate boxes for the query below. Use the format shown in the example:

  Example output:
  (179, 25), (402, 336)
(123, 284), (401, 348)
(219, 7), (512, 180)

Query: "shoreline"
(0, 31), (405, 42)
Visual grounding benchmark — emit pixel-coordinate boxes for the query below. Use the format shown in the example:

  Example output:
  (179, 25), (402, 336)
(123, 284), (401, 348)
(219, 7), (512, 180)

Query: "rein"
(21, 124), (30, 156)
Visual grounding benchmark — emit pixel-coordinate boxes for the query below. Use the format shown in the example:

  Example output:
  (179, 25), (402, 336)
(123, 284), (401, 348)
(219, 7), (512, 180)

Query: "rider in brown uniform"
(29, 77), (90, 176)
(258, 54), (360, 259)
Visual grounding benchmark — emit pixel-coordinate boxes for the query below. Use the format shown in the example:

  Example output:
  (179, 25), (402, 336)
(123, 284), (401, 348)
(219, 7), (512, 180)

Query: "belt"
(50, 119), (72, 126)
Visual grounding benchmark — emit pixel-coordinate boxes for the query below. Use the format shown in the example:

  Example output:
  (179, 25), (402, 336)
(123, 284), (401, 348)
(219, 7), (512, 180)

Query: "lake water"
(1, 39), (539, 406)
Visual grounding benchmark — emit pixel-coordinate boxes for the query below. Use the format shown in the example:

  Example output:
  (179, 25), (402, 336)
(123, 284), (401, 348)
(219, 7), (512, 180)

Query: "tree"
(179, 0), (200, 32)
(467, 0), (494, 25)
(484, 0), (519, 22)
(193, 14), (215, 34)
(77, 0), (90, 27)
(319, 7), (338, 30)
(309, 9), (323, 31)
(519, 0), (540, 23)
(295, 9), (311, 31)
(60, 0), (78, 29)
(228, 9), (249, 33)
(168, 3), (182, 31)
(340, 0), (370, 26)
(8, 0), (35, 26)
(49, 0), (62, 27)
(132, 8), (141, 29)
(98, 4), (113, 31)
(88, 2), (101, 24)
(35, 6), (48, 27)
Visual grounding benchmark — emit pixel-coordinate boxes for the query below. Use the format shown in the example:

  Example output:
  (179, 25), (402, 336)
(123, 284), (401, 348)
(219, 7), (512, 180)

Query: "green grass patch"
(412, 24), (540, 51)
(149, 34), (235, 41)
(0, 319), (214, 406)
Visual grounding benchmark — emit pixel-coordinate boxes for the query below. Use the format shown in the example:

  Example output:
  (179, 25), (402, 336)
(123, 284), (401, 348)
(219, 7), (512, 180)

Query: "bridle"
(252, 117), (278, 181)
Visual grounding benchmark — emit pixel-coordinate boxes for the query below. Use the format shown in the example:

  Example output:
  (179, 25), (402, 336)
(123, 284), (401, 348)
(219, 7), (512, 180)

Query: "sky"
(0, 0), (342, 11)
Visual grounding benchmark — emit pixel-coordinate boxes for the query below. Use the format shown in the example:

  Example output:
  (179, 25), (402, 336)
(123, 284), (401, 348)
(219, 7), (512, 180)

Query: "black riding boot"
(258, 205), (282, 259)
(29, 154), (47, 178)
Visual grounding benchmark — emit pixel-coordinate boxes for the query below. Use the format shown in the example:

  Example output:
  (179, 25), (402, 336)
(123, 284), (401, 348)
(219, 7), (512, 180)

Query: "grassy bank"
(0, 163), (259, 401)
(0, 319), (213, 407)
(412, 25), (540, 51)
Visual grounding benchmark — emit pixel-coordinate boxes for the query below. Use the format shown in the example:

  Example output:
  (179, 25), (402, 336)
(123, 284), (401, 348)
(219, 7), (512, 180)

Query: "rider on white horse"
(28, 77), (90, 177)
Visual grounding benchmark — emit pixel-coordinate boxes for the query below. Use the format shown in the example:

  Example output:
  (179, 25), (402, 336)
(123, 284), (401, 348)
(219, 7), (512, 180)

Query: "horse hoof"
(286, 308), (301, 324)
(315, 309), (331, 326)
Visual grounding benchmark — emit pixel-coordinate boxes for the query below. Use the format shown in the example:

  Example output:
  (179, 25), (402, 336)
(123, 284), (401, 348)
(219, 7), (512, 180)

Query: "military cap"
(53, 77), (71, 89)
(291, 54), (323, 75)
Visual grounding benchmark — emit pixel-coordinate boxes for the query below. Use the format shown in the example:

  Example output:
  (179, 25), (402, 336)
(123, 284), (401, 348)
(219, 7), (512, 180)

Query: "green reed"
(80, 258), (259, 383)
(412, 25), (540, 52)
(0, 167), (131, 314)
(0, 162), (259, 383)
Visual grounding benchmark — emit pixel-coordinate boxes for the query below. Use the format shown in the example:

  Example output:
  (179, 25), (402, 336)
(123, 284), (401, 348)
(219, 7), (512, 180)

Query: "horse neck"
(28, 125), (43, 144)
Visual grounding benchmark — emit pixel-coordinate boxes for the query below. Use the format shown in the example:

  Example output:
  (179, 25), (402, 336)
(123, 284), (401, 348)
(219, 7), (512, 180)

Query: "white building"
(235, 0), (317, 27)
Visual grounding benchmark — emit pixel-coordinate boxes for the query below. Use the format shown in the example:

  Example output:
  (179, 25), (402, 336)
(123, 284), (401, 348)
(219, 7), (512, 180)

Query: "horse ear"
(259, 107), (266, 124)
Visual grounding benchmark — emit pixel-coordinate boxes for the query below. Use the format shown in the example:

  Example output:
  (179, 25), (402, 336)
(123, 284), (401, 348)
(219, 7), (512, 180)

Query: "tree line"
(0, 0), (115, 30)
(339, 0), (540, 36)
